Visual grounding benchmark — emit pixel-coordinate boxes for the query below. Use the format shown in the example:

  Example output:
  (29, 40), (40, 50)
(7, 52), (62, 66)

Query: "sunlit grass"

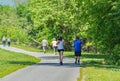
(0, 48), (40, 78)
(78, 53), (120, 81)
(64, 51), (74, 57)
(12, 44), (75, 56)
(12, 44), (41, 52)
(85, 67), (120, 81)
(12, 44), (55, 54)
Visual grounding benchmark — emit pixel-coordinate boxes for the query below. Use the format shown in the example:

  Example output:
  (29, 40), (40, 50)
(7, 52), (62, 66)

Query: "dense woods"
(0, 0), (119, 65)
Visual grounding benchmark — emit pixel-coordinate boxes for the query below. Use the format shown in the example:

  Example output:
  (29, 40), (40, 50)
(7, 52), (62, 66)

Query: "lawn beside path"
(0, 48), (40, 78)
(78, 54), (120, 81)
(1, 44), (119, 81)
(0, 45), (80, 81)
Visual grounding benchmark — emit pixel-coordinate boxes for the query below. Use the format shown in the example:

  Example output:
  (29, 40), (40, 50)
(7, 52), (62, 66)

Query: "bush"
(105, 44), (120, 65)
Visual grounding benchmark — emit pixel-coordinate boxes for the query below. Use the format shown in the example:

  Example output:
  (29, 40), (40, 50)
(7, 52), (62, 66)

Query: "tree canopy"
(0, 0), (119, 64)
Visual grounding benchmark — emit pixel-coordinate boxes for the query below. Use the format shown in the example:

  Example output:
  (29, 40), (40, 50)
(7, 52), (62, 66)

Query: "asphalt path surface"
(0, 45), (80, 81)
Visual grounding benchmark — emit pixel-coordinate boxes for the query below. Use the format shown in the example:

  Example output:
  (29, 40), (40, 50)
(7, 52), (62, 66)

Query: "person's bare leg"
(77, 56), (80, 64)
(61, 51), (63, 63)
(43, 46), (46, 54)
(59, 51), (63, 65)
(54, 47), (56, 55)
(59, 52), (61, 63)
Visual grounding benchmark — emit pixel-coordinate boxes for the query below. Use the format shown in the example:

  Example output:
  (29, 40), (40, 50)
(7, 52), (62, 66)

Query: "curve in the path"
(0, 45), (80, 81)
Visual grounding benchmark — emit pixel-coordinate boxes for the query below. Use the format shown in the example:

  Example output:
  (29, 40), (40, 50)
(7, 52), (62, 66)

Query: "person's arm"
(56, 40), (60, 45)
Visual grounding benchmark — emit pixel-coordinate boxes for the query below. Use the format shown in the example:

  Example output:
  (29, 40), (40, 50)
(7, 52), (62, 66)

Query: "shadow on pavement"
(34, 62), (81, 68)
(39, 55), (59, 59)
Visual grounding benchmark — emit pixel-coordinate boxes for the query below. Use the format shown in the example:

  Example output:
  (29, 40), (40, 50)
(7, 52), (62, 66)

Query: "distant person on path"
(42, 39), (48, 54)
(7, 38), (11, 46)
(2, 36), (6, 47)
(73, 36), (82, 65)
(57, 36), (64, 65)
(52, 38), (57, 55)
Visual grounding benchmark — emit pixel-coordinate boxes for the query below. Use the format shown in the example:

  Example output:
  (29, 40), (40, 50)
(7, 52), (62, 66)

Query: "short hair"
(58, 36), (62, 41)
(76, 36), (79, 40)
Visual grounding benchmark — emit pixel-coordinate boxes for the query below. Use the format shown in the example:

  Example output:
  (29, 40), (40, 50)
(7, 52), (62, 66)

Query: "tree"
(79, 0), (120, 64)
(23, 0), (87, 50)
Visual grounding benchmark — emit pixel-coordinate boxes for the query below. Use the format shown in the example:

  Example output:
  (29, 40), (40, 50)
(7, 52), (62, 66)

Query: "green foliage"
(0, 5), (29, 44)
(0, 5), (19, 27)
(105, 44), (120, 65)
(0, 26), (29, 44)
(0, 0), (119, 64)
(79, 0), (120, 64)
(22, 0), (88, 50)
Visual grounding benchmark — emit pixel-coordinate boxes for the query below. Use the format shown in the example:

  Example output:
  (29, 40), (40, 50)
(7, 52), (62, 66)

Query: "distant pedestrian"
(2, 36), (6, 47)
(42, 39), (48, 54)
(7, 38), (11, 46)
(57, 36), (64, 65)
(73, 36), (82, 65)
(52, 38), (57, 55)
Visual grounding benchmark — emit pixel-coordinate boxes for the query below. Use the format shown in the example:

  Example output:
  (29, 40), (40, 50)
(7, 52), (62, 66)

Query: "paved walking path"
(0, 45), (80, 81)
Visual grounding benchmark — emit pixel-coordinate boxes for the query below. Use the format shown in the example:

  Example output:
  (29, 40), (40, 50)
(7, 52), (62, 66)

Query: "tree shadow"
(39, 55), (59, 60)
(81, 61), (120, 69)
(7, 60), (37, 65)
(5, 55), (80, 68)
(34, 62), (81, 68)
(36, 55), (80, 68)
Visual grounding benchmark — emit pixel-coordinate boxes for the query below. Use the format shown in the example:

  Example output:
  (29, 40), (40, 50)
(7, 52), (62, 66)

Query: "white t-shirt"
(8, 38), (10, 42)
(58, 40), (64, 49)
(2, 37), (6, 41)
(42, 39), (47, 46)
(52, 41), (57, 47)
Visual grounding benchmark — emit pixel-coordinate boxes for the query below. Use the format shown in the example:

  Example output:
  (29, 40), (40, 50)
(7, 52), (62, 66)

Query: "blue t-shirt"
(73, 40), (82, 52)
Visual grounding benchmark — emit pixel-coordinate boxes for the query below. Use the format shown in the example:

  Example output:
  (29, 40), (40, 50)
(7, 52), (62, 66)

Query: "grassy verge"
(12, 44), (55, 54)
(64, 51), (74, 57)
(78, 53), (120, 81)
(12, 44), (75, 55)
(12, 44), (41, 52)
(0, 48), (40, 78)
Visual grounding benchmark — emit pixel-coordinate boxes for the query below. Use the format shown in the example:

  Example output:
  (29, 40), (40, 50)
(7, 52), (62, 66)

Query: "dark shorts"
(75, 52), (81, 56)
(58, 49), (64, 52)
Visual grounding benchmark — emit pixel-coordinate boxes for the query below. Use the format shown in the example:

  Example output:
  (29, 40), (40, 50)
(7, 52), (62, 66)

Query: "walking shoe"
(78, 62), (80, 65)
(78, 60), (80, 65)
(60, 62), (63, 65)
(75, 61), (77, 64)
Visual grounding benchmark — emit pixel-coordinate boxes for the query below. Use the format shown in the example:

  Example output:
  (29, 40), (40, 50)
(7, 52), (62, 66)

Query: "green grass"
(0, 48), (40, 78)
(12, 44), (77, 56)
(64, 51), (74, 57)
(1, 44), (119, 80)
(78, 53), (120, 81)
(85, 67), (120, 81)
(12, 44), (41, 52)
(12, 44), (56, 54)
(12, 44), (75, 56)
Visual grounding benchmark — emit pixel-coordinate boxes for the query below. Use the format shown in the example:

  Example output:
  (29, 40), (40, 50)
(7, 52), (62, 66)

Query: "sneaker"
(78, 62), (80, 65)
(60, 62), (63, 65)
(78, 60), (80, 65)
(75, 61), (77, 64)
